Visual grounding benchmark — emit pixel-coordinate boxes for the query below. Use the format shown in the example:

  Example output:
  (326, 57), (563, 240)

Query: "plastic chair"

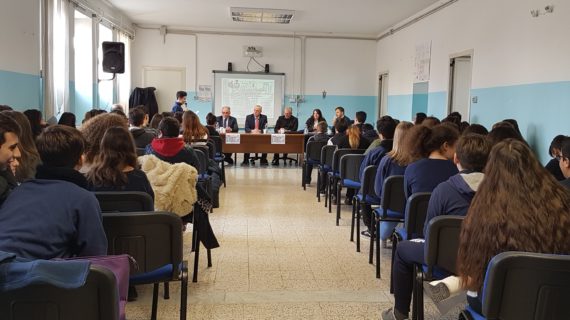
(327, 148), (365, 214)
(94, 191), (154, 213)
(463, 251), (570, 320)
(336, 153), (365, 226)
(351, 165), (380, 252)
(318, 145), (337, 204)
(412, 215), (464, 320)
(102, 211), (188, 320)
(0, 265), (119, 320)
(209, 136), (226, 187)
(302, 140), (327, 190)
(193, 148), (213, 211)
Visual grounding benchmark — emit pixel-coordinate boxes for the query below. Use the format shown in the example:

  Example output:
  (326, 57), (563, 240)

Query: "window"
(73, 9), (92, 122)
(97, 23), (113, 109)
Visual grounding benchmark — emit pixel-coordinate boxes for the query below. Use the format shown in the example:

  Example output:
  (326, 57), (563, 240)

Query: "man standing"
(272, 106), (298, 165)
(0, 113), (20, 206)
(171, 91), (187, 113)
(216, 106), (239, 165)
(243, 105), (268, 166)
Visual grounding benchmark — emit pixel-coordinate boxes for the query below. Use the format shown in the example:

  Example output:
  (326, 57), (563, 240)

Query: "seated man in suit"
(243, 105), (268, 166)
(216, 106), (239, 165)
(272, 106), (299, 165)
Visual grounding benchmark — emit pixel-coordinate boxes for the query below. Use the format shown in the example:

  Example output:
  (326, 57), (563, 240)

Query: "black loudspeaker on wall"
(228, 62), (233, 72)
(102, 41), (125, 74)
(265, 64), (270, 73)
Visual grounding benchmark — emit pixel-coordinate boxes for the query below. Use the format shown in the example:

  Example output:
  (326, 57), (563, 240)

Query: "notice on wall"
(225, 133), (241, 144)
(271, 134), (286, 144)
(198, 85), (212, 102)
(414, 41), (432, 83)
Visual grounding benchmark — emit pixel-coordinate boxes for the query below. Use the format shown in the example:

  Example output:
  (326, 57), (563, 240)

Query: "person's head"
(335, 106), (345, 118)
(221, 106), (231, 119)
(453, 133), (491, 172)
(312, 109), (323, 121)
(86, 126), (138, 187)
(376, 115), (397, 140)
(316, 121), (328, 134)
(0, 113), (21, 169)
(253, 105), (262, 117)
(459, 121), (470, 133)
(334, 117), (349, 134)
(174, 111), (183, 124)
(405, 124), (460, 161)
(58, 112), (76, 128)
(149, 113), (164, 129)
(559, 137), (570, 179)
(502, 119), (521, 137)
(414, 112), (427, 125)
(347, 125), (361, 149)
(284, 107), (293, 119)
(80, 113), (128, 164)
(23, 109), (44, 138)
(463, 124), (488, 136)
(206, 112), (217, 126)
(176, 91), (187, 103)
(36, 125), (86, 169)
(112, 104), (124, 113)
(388, 121), (414, 166)
(422, 116), (440, 128)
(110, 108), (127, 121)
(457, 139), (570, 291)
(487, 126), (525, 146)
(442, 115), (461, 129)
(158, 117), (181, 138)
(129, 107), (146, 127)
(549, 135), (567, 158)
(9, 146), (21, 176)
(355, 111), (367, 124)
(2, 111), (41, 181)
(182, 110), (208, 143)
(448, 111), (462, 122)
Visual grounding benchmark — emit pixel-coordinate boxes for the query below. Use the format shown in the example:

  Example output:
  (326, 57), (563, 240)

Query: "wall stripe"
(0, 70), (41, 112)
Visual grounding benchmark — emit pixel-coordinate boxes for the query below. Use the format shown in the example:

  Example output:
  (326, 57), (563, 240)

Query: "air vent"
(230, 7), (294, 24)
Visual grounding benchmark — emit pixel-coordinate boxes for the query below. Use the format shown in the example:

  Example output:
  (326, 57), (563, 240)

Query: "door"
(378, 73), (389, 118)
(142, 66), (186, 113)
(448, 56), (472, 120)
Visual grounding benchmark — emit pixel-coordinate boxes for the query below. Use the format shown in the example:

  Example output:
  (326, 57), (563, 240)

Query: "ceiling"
(107, 0), (441, 37)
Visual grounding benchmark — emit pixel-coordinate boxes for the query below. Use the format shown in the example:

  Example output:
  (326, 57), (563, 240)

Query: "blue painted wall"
(0, 70), (41, 112)
(427, 91), (448, 119)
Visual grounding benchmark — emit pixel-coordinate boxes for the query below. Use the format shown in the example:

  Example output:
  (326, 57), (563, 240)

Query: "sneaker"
(360, 230), (371, 238)
(381, 308), (409, 320)
(423, 282), (450, 304)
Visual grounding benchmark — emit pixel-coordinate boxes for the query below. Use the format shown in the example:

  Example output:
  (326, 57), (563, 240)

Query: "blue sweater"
(359, 139), (393, 181)
(0, 179), (107, 260)
(404, 158), (458, 198)
(374, 155), (406, 198)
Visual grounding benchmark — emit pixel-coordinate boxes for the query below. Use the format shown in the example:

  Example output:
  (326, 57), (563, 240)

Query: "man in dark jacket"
(171, 90), (187, 113)
(272, 106), (299, 165)
(382, 134), (491, 320)
(0, 125), (107, 260)
(0, 113), (20, 206)
(243, 105), (268, 166)
(129, 106), (158, 148)
(216, 106), (239, 165)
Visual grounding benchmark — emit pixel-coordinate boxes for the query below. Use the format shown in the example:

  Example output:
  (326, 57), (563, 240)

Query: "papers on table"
(271, 134), (286, 144)
(225, 133), (241, 144)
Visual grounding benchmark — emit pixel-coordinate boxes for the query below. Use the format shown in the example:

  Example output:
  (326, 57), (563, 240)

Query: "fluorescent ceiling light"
(231, 7), (294, 24)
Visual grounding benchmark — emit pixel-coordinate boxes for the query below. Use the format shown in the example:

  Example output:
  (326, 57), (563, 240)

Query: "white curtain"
(116, 31), (131, 110)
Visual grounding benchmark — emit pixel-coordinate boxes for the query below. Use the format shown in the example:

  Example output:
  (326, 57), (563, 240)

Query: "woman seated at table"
(305, 108), (326, 132)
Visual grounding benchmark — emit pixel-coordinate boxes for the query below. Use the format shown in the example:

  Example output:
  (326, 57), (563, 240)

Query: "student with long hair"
(149, 113), (164, 129)
(2, 111), (41, 182)
(181, 110), (209, 145)
(87, 126), (154, 200)
(457, 139), (570, 314)
(80, 113), (129, 172)
(23, 109), (45, 138)
(305, 108), (326, 132)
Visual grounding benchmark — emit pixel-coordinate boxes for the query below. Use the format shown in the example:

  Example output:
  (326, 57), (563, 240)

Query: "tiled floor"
(126, 165), (463, 319)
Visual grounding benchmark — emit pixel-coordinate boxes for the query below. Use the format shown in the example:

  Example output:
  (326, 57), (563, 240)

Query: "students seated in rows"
(382, 133), (491, 320)
(205, 112), (220, 138)
(182, 110), (208, 145)
(404, 124), (460, 198)
(81, 113), (129, 173)
(456, 139), (570, 315)
(545, 135), (567, 181)
(272, 106), (299, 165)
(0, 125), (107, 259)
(146, 117), (199, 169)
(2, 111), (40, 183)
(0, 113), (20, 206)
(87, 126), (154, 200)
(559, 137), (570, 189)
(305, 121), (331, 185)
(305, 108), (326, 132)
(129, 105), (157, 149)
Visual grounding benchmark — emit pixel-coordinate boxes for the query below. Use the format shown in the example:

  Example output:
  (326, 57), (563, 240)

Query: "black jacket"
(130, 127), (158, 149)
(216, 116), (239, 133)
(129, 87), (159, 120)
(274, 116), (299, 133)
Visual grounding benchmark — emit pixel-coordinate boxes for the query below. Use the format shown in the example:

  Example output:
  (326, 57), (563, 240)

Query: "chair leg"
(375, 218), (381, 279)
(180, 262), (188, 320)
(193, 238), (200, 283)
(207, 248), (212, 268)
(350, 198), (356, 242)
(329, 178), (336, 214)
(302, 163), (306, 190)
(369, 216), (375, 264)
(316, 171), (321, 202)
(335, 184), (342, 225)
(163, 282), (170, 299)
(324, 175), (329, 208)
(356, 200), (361, 252)
(191, 214), (198, 252)
(151, 283), (159, 320)
(390, 233), (399, 294)
(412, 265), (424, 320)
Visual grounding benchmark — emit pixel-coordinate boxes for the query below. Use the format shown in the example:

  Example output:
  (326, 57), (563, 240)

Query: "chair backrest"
(205, 140), (216, 158)
(424, 215), (464, 276)
(380, 175), (406, 214)
(136, 148), (146, 156)
(209, 136), (223, 156)
(193, 144), (213, 160)
(404, 192), (431, 239)
(102, 211), (183, 278)
(339, 154), (365, 181)
(360, 165), (378, 197)
(332, 148), (365, 173)
(482, 251), (570, 319)
(0, 265), (119, 320)
(94, 191), (154, 213)
(321, 145), (337, 167)
(192, 148), (209, 175)
(306, 140), (327, 162)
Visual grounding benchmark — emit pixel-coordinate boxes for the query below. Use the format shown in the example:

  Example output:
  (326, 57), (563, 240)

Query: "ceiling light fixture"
(230, 7), (295, 24)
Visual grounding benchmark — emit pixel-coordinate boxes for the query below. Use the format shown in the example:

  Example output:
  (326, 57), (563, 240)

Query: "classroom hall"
(1, 0), (570, 319)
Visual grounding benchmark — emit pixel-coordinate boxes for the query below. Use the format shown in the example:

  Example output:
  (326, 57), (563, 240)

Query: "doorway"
(142, 66), (186, 113)
(448, 54), (473, 121)
(377, 73), (389, 119)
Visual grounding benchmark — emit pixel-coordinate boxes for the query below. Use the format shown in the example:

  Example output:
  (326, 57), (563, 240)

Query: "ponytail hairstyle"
(405, 124), (459, 162)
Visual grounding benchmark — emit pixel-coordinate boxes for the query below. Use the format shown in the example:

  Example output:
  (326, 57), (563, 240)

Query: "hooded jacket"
(145, 138), (199, 170)
(130, 127), (157, 149)
(423, 171), (484, 237)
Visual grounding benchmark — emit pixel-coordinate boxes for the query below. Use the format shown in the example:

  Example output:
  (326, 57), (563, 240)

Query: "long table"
(221, 133), (305, 163)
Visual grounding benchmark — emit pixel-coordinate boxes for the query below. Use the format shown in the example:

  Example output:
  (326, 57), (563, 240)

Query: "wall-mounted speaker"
(102, 41), (125, 74)
(228, 62), (233, 72)
(265, 64), (270, 73)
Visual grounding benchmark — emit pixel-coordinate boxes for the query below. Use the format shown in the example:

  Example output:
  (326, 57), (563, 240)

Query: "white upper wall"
(377, 0), (570, 94)
(0, 0), (40, 74)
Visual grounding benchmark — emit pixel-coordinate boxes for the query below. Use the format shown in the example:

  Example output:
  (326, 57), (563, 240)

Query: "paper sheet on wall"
(414, 41), (432, 83)
(271, 134), (286, 144)
(225, 133), (241, 144)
